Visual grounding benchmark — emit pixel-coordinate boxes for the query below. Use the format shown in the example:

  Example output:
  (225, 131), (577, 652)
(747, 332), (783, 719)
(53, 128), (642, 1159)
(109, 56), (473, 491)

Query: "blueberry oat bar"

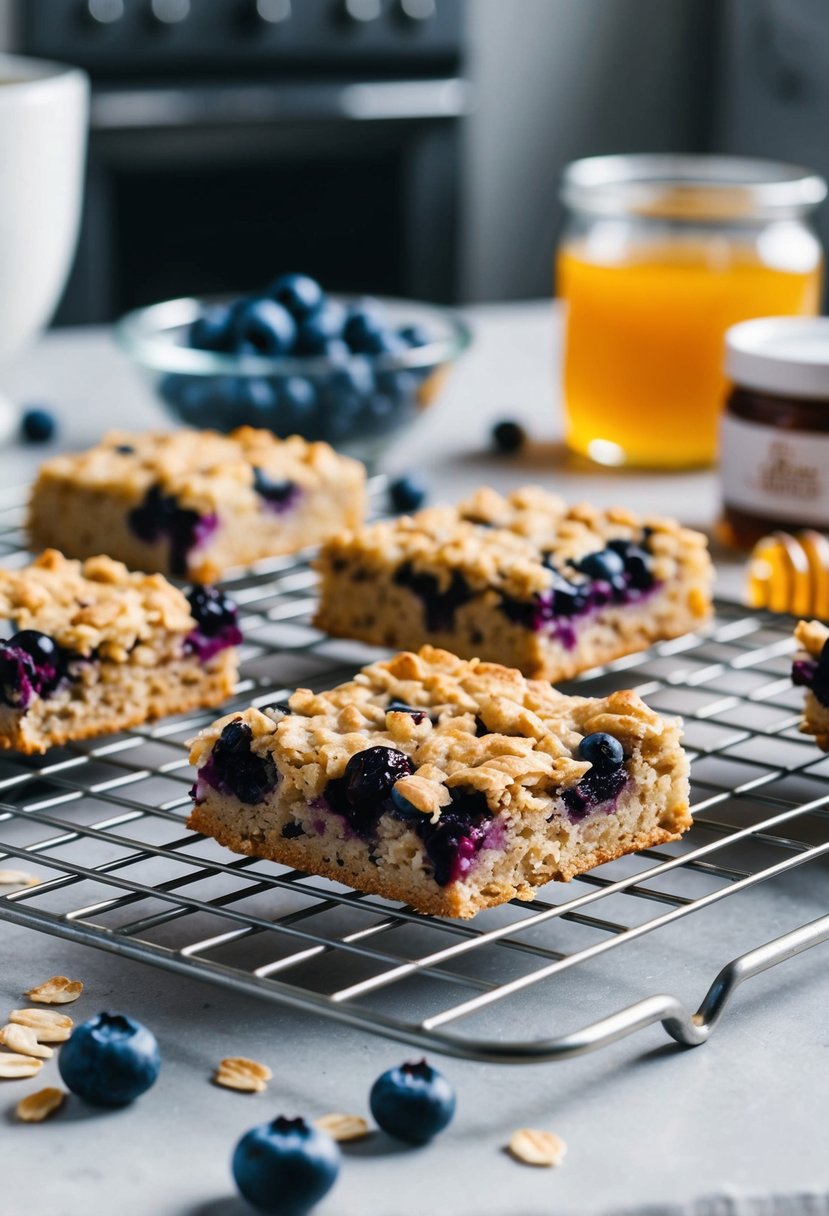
(792, 619), (829, 750)
(188, 645), (691, 918)
(314, 486), (712, 682)
(28, 427), (366, 583)
(0, 550), (241, 753)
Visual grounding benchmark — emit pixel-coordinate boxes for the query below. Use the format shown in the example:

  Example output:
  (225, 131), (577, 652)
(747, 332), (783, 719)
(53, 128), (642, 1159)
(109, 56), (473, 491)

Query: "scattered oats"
(214, 1057), (272, 1093)
(0, 1054), (43, 1079)
(0, 870), (40, 888)
(313, 1113), (370, 1142)
(8, 1009), (73, 1043)
(25, 976), (84, 1005)
(0, 1024), (53, 1059)
(508, 1128), (567, 1168)
(16, 1087), (65, 1123)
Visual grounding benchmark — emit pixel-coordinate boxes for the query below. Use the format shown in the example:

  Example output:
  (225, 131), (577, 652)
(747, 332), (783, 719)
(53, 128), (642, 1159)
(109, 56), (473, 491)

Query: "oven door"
(58, 77), (470, 323)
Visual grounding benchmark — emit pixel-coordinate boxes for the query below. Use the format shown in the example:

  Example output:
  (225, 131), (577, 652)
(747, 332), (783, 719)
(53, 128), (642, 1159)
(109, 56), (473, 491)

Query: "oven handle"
(89, 77), (473, 130)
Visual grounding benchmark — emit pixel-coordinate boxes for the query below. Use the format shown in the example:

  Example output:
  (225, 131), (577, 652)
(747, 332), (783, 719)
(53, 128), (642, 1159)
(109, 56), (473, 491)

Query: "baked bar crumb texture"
(314, 486), (712, 682)
(0, 550), (240, 754)
(792, 619), (829, 751)
(28, 427), (366, 582)
(188, 646), (691, 918)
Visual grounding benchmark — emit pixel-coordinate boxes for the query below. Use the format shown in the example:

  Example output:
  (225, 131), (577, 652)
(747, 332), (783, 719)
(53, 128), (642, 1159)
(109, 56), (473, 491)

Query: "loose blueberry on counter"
(370, 1059), (456, 1144)
(21, 407), (56, 444)
(232, 297), (297, 357)
(189, 304), (234, 352)
(491, 419), (526, 454)
(232, 1116), (340, 1216)
(268, 273), (325, 320)
(58, 1012), (161, 1106)
(389, 473), (428, 514)
(578, 732), (625, 772)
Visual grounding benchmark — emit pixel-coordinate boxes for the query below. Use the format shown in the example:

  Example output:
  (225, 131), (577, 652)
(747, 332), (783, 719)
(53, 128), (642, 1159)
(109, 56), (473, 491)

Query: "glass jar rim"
(561, 154), (827, 221)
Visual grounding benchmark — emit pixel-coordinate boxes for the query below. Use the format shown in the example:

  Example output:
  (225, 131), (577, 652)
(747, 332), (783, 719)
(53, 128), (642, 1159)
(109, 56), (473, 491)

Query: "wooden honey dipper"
(747, 530), (829, 617)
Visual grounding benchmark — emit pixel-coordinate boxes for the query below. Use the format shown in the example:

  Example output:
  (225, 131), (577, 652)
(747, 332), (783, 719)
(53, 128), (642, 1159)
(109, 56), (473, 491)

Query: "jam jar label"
(721, 414), (829, 526)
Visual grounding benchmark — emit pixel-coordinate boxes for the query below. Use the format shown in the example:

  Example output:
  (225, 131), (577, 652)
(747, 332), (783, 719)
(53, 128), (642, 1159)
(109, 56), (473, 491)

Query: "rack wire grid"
(1, 482), (828, 1066)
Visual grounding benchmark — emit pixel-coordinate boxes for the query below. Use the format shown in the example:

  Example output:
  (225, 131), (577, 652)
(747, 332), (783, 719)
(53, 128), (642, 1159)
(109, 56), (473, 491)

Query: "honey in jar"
(557, 155), (825, 469)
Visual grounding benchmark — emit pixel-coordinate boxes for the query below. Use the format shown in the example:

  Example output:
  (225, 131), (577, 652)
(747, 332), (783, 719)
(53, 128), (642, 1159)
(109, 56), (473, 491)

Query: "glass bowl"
(115, 294), (472, 466)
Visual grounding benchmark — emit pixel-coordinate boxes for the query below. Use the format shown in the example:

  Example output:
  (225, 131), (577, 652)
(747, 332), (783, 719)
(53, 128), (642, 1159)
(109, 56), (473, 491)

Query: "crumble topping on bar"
(0, 550), (193, 660)
(32, 427), (357, 518)
(189, 646), (690, 917)
(29, 426), (366, 581)
(318, 485), (710, 604)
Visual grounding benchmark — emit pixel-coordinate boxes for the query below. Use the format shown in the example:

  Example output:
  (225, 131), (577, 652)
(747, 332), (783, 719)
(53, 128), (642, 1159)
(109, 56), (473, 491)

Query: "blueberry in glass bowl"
(115, 281), (471, 468)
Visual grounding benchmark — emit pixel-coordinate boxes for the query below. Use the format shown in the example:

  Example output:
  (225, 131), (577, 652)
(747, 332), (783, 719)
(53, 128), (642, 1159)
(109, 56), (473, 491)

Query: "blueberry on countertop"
(268, 273), (324, 320)
(577, 732), (625, 772)
(370, 1059), (456, 1144)
(58, 1012), (161, 1106)
(21, 407), (56, 444)
(232, 297), (297, 357)
(389, 473), (428, 514)
(491, 419), (527, 454)
(189, 304), (234, 353)
(232, 1115), (340, 1216)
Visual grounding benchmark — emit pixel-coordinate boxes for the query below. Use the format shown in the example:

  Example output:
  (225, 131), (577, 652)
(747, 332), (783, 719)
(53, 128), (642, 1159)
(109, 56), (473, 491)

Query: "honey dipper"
(747, 530), (829, 618)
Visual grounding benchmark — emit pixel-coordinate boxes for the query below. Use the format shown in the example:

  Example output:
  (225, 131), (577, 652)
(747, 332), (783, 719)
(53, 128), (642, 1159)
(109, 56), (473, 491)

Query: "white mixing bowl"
(0, 55), (89, 440)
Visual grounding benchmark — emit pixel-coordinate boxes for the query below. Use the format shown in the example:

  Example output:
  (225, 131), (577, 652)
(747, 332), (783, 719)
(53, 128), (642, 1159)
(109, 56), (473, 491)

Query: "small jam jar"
(720, 317), (829, 549)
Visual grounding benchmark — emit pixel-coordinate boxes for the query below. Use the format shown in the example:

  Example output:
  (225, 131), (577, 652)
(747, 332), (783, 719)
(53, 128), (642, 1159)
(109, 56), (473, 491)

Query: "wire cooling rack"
(1, 484), (828, 1065)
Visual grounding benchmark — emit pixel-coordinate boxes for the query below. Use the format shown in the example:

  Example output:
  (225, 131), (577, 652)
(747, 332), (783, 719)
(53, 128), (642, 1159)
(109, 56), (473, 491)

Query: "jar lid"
(725, 317), (829, 400)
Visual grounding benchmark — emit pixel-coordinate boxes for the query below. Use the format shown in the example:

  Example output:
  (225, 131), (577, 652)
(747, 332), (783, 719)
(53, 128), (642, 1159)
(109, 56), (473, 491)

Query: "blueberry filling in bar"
(314, 486), (712, 682)
(28, 426), (366, 583)
(792, 619), (829, 750)
(188, 646), (691, 918)
(0, 551), (241, 754)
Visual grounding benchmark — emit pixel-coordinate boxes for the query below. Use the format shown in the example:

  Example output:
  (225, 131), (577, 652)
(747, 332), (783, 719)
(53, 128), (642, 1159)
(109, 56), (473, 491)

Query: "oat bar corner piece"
(792, 619), (829, 751)
(314, 485), (713, 681)
(0, 550), (241, 754)
(28, 427), (366, 582)
(188, 645), (691, 919)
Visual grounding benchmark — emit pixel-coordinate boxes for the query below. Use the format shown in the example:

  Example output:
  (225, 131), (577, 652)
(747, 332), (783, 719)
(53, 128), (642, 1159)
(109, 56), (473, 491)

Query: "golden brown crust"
(316, 484), (712, 602)
(188, 646), (691, 918)
(30, 426), (364, 516)
(0, 550), (194, 660)
(189, 644), (683, 817)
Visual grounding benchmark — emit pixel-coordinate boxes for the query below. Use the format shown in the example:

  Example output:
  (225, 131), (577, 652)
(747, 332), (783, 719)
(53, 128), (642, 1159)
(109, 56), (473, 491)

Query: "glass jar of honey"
(557, 155), (826, 469)
(720, 316), (829, 549)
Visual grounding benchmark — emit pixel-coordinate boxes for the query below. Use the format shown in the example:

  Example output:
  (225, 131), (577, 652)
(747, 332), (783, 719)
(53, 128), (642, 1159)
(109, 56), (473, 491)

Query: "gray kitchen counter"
(1, 304), (825, 1216)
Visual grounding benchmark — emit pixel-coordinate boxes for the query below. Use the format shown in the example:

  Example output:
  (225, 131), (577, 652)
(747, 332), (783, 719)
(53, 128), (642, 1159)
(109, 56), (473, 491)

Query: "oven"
(14, 0), (469, 323)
